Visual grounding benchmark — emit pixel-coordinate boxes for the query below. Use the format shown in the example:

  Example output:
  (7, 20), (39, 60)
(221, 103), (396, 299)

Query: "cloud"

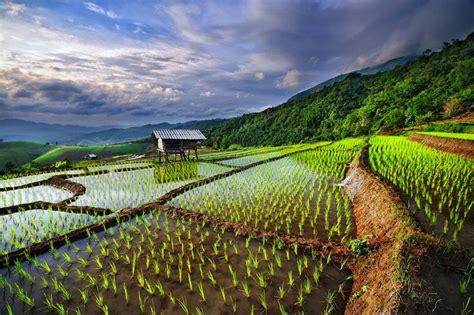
(200, 91), (215, 97)
(166, 4), (221, 44)
(2, 2), (25, 16)
(1, 0), (474, 126)
(276, 70), (302, 89)
(255, 72), (265, 80)
(83, 2), (118, 19)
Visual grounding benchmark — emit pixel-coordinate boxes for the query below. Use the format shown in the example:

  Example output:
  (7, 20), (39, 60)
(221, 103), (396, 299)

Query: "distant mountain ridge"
(0, 118), (226, 145)
(64, 119), (226, 145)
(289, 55), (417, 102)
(0, 119), (111, 143)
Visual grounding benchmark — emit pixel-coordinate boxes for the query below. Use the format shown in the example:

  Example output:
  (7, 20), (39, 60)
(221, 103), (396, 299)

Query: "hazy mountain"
(288, 55), (417, 102)
(0, 119), (227, 145)
(0, 119), (111, 143)
(64, 119), (227, 145)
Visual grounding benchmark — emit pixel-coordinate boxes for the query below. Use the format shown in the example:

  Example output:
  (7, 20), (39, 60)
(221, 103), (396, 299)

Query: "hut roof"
(152, 129), (206, 140)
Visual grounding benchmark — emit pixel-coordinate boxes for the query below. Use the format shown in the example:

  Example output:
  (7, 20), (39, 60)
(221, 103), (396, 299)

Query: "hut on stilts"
(151, 129), (206, 163)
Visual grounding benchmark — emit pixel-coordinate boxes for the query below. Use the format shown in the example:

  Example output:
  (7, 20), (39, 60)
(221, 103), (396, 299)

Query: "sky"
(1, 0), (474, 127)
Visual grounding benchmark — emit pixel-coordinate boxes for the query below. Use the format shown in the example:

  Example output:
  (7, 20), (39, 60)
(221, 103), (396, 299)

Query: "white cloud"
(200, 91), (215, 97)
(255, 71), (265, 80)
(83, 2), (118, 19)
(229, 52), (292, 79)
(166, 4), (220, 44)
(2, 2), (26, 16)
(276, 70), (302, 89)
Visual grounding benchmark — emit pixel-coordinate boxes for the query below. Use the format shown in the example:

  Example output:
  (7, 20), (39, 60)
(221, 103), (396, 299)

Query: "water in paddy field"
(0, 212), (352, 314)
(0, 170), (85, 189)
(169, 157), (355, 242)
(0, 209), (100, 255)
(219, 151), (283, 167)
(67, 163), (232, 211)
(0, 186), (72, 208)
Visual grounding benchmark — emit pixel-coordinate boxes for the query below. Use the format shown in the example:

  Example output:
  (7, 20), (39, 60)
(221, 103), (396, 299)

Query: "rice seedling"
(169, 139), (363, 241)
(369, 136), (473, 246)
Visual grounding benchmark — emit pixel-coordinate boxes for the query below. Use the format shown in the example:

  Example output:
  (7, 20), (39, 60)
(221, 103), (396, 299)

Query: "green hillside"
(206, 33), (474, 148)
(32, 142), (151, 166)
(0, 141), (57, 172)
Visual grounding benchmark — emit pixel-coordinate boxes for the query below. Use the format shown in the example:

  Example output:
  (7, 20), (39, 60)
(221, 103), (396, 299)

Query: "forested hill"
(206, 33), (474, 148)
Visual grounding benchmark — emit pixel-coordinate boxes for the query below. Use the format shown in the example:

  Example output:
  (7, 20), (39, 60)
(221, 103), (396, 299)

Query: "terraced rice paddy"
(170, 139), (363, 241)
(369, 136), (473, 247)
(0, 136), (472, 314)
(0, 211), (352, 314)
(0, 210), (98, 255)
(0, 186), (72, 208)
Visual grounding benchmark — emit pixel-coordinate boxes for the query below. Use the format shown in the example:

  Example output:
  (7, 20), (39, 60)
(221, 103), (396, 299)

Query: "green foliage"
(206, 33), (474, 148)
(348, 239), (370, 256)
(0, 141), (56, 173)
(153, 161), (200, 183)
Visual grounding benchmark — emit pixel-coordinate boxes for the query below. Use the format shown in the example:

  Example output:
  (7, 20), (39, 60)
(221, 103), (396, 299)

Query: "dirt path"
(409, 133), (474, 159)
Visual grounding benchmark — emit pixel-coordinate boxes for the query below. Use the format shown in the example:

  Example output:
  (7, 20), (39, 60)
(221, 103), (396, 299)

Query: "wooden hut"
(152, 129), (206, 162)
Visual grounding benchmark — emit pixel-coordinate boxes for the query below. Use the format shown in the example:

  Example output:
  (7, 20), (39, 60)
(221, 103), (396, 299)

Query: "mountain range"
(0, 118), (225, 145)
(288, 55), (417, 102)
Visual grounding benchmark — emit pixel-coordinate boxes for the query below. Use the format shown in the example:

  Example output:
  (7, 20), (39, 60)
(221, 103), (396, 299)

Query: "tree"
(4, 161), (15, 173)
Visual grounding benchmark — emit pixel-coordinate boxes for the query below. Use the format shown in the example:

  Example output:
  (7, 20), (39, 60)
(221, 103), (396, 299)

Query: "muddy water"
(0, 212), (352, 314)
(401, 192), (474, 249)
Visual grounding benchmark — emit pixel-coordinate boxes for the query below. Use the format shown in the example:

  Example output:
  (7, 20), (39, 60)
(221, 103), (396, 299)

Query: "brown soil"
(409, 133), (474, 159)
(343, 147), (418, 314)
(343, 146), (472, 314)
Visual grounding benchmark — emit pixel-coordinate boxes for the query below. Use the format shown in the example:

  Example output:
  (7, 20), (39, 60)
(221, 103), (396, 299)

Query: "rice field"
(0, 211), (352, 314)
(369, 136), (473, 247)
(416, 131), (474, 141)
(0, 210), (99, 255)
(0, 186), (72, 208)
(0, 136), (472, 314)
(169, 139), (364, 241)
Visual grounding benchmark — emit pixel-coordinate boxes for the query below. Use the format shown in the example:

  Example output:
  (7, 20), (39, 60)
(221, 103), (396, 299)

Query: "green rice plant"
(207, 270), (217, 286)
(241, 280), (251, 298)
(178, 296), (190, 315)
(123, 283), (129, 305)
(15, 284), (35, 307)
(79, 289), (88, 304)
(288, 271), (295, 287)
(277, 284), (286, 300)
(196, 280), (206, 302)
(369, 136), (472, 245)
(258, 291), (268, 311)
(220, 286), (227, 304)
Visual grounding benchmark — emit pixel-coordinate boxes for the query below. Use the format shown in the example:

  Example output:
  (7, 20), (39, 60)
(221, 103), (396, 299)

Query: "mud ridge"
(341, 144), (472, 314)
(409, 133), (474, 159)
